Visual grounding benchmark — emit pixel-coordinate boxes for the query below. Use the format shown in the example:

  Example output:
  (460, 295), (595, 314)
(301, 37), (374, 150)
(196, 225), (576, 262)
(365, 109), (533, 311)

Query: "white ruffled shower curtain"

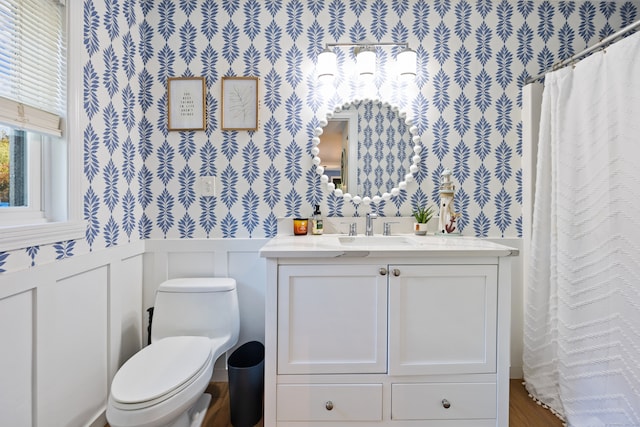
(524, 31), (640, 426)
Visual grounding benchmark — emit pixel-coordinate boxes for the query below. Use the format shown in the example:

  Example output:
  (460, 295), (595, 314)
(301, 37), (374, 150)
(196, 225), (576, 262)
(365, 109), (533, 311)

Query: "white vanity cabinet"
(261, 236), (514, 427)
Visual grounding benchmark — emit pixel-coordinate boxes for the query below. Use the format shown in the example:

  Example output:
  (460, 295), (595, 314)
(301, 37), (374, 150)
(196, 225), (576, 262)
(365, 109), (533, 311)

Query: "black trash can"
(228, 341), (265, 427)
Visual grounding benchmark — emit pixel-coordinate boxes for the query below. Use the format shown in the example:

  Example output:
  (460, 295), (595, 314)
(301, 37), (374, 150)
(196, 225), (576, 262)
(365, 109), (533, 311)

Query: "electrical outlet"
(199, 176), (216, 197)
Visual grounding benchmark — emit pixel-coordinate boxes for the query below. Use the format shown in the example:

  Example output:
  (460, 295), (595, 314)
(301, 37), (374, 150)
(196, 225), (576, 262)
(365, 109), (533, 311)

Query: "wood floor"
(508, 379), (564, 427)
(201, 382), (264, 427)
(198, 379), (563, 427)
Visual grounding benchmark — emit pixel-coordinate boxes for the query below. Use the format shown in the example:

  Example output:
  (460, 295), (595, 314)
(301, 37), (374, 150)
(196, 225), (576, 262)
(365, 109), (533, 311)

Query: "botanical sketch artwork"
(228, 85), (252, 121)
(222, 77), (258, 130)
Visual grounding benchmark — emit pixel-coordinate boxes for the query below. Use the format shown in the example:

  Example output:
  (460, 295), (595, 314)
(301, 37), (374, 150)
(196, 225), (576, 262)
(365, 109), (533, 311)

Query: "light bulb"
(397, 47), (417, 77)
(356, 46), (376, 76)
(317, 47), (337, 81)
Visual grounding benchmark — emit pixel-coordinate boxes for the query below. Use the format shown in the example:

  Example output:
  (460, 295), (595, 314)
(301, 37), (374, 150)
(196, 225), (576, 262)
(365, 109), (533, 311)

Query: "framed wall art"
(221, 76), (258, 131)
(167, 77), (206, 131)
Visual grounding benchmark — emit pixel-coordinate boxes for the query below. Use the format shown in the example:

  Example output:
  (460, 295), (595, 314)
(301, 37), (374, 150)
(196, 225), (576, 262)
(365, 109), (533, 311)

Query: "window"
(0, 127), (22, 208)
(0, 126), (41, 213)
(0, 0), (84, 251)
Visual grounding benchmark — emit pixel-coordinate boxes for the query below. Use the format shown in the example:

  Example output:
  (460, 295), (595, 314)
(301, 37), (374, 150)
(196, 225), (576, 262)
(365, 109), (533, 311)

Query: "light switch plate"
(198, 176), (216, 197)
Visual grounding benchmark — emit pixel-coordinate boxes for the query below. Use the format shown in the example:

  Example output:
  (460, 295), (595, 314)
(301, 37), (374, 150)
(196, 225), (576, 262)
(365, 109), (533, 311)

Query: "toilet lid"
(158, 277), (236, 292)
(111, 336), (212, 405)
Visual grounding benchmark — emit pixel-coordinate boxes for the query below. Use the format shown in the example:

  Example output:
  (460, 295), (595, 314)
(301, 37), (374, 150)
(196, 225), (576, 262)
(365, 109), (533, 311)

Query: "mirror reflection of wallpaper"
(352, 102), (412, 198)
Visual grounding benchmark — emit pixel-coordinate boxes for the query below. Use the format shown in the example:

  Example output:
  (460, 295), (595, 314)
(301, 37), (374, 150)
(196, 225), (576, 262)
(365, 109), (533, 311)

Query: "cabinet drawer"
(277, 384), (383, 421)
(392, 382), (496, 420)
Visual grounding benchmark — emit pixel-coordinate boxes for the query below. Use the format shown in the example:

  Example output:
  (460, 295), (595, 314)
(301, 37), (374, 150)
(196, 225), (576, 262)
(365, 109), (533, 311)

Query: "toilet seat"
(110, 336), (213, 410)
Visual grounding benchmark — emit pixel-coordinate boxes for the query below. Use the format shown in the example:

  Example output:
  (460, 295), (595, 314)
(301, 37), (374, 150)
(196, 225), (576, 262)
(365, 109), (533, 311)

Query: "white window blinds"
(0, 0), (66, 136)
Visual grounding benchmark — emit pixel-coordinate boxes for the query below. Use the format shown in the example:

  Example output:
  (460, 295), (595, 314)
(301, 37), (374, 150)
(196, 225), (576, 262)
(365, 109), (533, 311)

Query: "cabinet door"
(388, 264), (497, 375)
(278, 264), (387, 374)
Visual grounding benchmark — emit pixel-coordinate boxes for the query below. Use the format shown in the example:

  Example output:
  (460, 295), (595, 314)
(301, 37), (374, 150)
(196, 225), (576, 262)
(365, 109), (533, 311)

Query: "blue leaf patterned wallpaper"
(1, 0), (638, 273)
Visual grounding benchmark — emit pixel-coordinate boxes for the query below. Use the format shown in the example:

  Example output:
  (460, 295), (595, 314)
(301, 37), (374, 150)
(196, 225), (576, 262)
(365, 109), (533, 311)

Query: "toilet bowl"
(106, 278), (240, 427)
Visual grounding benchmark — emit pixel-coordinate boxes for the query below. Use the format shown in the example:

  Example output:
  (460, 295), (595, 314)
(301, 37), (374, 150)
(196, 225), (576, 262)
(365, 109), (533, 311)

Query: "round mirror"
(312, 99), (422, 205)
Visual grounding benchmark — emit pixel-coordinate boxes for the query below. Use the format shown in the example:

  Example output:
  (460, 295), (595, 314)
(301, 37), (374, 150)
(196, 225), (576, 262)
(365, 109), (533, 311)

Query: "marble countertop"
(259, 233), (518, 258)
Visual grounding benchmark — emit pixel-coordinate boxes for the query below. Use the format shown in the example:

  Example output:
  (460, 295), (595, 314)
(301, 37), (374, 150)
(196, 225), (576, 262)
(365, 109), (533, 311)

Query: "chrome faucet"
(365, 213), (377, 236)
(383, 221), (399, 236)
(348, 222), (357, 236)
(340, 222), (357, 235)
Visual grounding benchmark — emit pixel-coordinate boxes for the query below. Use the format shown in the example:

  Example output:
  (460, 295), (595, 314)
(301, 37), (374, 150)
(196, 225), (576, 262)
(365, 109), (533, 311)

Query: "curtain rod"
(526, 18), (640, 84)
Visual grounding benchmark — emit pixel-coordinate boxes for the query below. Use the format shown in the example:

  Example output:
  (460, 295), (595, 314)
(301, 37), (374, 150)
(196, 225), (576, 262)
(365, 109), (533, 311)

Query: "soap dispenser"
(311, 204), (323, 235)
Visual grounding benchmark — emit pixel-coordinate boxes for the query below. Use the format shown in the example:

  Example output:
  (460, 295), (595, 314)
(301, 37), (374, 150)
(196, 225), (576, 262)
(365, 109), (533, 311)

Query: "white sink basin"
(338, 235), (416, 247)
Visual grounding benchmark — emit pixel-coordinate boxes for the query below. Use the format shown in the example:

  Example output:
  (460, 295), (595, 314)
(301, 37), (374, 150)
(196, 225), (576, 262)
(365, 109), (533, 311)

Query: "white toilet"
(106, 277), (240, 427)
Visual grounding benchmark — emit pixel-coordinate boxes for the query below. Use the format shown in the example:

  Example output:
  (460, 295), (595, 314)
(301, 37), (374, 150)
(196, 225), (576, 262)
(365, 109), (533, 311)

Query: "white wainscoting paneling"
(0, 241), (144, 427)
(0, 289), (33, 426)
(37, 265), (109, 426)
(111, 254), (145, 372)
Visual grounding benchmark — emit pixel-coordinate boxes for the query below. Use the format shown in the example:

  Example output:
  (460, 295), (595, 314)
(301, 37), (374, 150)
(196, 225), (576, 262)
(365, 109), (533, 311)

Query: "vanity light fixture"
(317, 42), (416, 80)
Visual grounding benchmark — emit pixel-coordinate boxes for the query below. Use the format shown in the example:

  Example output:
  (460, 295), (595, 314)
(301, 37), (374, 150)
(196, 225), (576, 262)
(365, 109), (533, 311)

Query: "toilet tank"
(150, 278), (240, 344)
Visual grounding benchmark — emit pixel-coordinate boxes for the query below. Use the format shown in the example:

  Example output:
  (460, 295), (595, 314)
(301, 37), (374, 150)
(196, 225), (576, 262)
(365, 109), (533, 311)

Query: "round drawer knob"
(379, 267), (388, 276)
(392, 268), (400, 276)
(442, 399), (451, 409)
(325, 401), (334, 411)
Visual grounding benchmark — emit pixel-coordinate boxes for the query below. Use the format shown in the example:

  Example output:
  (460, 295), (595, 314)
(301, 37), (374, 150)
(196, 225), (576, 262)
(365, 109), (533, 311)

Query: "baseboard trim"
(212, 368), (229, 382)
(511, 365), (523, 379)
(88, 411), (107, 427)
